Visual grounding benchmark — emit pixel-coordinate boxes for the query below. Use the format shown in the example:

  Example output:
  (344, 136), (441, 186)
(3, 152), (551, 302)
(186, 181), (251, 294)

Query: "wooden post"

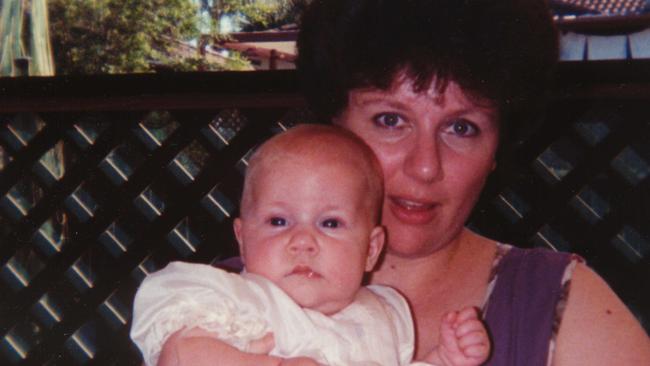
(13, 57), (30, 76)
(269, 49), (277, 70)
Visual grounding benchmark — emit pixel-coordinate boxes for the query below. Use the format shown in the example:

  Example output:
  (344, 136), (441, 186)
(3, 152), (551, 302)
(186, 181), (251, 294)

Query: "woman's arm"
(552, 263), (650, 365)
(158, 328), (282, 366)
(157, 328), (323, 366)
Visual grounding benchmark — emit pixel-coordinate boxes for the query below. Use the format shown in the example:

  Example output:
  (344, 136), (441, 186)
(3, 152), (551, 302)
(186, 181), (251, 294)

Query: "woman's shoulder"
(481, 244), (581, 365)
(485, 243), (581, 313)
(485, 244), (650, 365)
(485, 243), (577, 304)
(490, 243), (582, 284)
(496, 243), (581, 265)
(552, 262), (650, 365)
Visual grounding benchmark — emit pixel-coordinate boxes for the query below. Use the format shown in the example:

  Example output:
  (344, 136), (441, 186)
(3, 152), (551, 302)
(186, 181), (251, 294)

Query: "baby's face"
(234, 153), (383, 315)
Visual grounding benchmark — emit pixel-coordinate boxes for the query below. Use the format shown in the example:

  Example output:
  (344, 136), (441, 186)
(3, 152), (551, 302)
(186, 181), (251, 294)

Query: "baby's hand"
(425, 307), (490, 366)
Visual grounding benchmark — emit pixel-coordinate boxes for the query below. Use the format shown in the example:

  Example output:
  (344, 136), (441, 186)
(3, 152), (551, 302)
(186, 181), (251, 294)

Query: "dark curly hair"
(296, 0), (558, 147)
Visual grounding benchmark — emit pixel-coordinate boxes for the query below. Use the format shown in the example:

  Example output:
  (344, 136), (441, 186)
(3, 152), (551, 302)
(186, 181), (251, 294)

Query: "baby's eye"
(321, 218), (341, 228)
(446, 119), (479, 137)
(269, 217), (287, 226)
(373, 113), (405, 128)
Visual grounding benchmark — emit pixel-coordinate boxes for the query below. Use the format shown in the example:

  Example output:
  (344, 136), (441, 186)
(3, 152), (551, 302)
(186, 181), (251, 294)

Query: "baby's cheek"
(332, 263), (365, 293)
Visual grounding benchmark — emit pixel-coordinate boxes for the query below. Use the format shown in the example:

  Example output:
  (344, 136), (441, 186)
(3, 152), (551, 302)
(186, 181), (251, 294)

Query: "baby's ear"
(233, 218), (245, 260)
(365, 226), (385, 271)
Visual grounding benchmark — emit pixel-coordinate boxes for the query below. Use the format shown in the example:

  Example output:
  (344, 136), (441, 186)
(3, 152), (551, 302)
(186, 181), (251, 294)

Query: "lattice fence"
(0, 65), (648, 365)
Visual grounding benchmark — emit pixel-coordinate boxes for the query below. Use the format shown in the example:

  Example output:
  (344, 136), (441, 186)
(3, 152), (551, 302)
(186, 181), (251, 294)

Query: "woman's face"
(336, 77), (499, 257)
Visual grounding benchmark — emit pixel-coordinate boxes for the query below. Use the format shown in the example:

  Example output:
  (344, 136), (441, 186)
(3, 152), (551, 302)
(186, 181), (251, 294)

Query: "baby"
(130, 125), (489, 366)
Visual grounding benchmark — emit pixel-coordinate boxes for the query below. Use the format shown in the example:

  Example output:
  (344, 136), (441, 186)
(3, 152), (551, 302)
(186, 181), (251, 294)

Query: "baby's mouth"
(289, 265), (321, 279)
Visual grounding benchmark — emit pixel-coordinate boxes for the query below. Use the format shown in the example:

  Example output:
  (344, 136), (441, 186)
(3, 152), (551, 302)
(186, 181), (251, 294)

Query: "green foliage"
(46, 0), (305, 74)
(236, 2), (278, 28)
(222, 51), (255, 70)
(49, 0), (204, 74)
(206, 0), (308, 32)
(247, 0), (310, 31)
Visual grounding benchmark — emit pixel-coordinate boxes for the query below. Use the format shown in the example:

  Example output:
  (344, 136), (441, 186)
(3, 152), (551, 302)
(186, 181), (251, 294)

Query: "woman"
(295, 0), (650, 365)
(158, 1), (649, 365)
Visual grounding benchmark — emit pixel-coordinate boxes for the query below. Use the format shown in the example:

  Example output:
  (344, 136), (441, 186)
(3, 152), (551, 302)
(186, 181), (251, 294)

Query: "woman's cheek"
(439, 133), (477, 153)
(441, 132), (499, 163)
(368, 144), (402, 179)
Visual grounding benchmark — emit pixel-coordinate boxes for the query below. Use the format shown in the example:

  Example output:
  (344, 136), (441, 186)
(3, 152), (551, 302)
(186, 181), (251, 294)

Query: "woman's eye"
(448, 119), (478, 137)
(321, 219), (341, 228)
(269, 217), (287, 226)
(373, 113), (404, 128)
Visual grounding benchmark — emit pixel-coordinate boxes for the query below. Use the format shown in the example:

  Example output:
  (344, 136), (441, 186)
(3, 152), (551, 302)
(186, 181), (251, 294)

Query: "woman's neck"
(370, 230), (466, 294)
(370, 229), (497, 358)
(370, 229), (496, 300)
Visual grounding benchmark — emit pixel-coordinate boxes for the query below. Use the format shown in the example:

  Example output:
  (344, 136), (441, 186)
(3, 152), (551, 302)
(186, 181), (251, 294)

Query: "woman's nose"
(287, 228), (319, 255)
(403, 134), (442, 183)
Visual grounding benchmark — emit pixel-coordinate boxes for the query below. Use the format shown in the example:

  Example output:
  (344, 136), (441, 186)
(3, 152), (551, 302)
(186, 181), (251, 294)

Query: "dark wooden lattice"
(0, 63), (648, 365)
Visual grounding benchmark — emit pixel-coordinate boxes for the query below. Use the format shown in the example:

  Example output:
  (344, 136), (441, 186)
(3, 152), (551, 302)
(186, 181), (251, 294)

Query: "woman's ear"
(365, 226), (386, 271)
(233, 218), (245, 262)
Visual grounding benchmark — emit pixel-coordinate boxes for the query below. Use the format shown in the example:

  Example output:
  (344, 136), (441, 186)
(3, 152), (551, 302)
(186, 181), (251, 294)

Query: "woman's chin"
(384, 234), (439, 258)
(383, 215), (432, 251)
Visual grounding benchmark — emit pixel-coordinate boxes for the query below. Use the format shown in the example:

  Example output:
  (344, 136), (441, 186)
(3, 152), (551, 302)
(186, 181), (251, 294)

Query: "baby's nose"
(287, 229), (319, 254)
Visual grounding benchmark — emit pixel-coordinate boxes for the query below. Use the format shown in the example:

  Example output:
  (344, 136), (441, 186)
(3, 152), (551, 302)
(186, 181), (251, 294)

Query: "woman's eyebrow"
(354, 95), (407, 110)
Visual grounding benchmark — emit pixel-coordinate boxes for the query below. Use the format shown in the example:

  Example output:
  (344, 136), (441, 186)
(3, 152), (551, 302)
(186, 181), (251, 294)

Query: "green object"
(0, 0), (55, 76)
(47, 0), (206, 74)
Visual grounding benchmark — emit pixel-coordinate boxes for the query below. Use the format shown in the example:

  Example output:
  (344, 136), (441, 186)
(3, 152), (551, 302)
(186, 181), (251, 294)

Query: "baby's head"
(234, 124), (385, 315)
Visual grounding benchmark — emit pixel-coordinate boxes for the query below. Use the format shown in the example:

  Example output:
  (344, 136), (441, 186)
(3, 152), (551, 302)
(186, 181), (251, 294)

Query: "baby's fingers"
(456, 318), (490, 359)
(462, 342), (490, 359)
(454, 306), (480, 323)
(455, 318), (487, 338)
(457, 328), (489, 349)
(458, 328), (490, 363)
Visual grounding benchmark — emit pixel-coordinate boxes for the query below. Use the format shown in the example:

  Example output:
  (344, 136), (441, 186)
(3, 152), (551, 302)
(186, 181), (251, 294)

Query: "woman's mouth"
(289, 265), (321, 279)
(388, 196), (438, 225)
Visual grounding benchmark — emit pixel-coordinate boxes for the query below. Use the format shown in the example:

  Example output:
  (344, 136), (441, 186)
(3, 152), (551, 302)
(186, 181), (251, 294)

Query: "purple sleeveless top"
(482, 245), (576, 366)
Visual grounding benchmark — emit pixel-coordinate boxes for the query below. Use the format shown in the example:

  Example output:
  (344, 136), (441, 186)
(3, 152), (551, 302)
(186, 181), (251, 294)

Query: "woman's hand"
(158, 328), (283, 366)
(247, 332), (276, 354)
(247, 333), (322, 366)
(278, 357), (324, 366)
